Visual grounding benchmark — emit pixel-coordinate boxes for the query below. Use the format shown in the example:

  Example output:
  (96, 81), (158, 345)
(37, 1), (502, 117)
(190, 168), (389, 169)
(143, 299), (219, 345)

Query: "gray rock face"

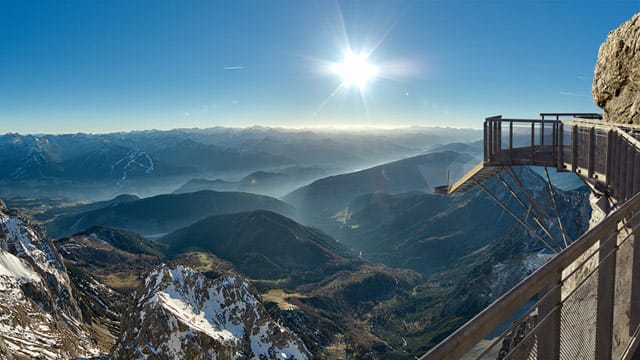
(0, 203), (104, 359)
(112, 264), (310, 360)
(593, 14), (640, 124)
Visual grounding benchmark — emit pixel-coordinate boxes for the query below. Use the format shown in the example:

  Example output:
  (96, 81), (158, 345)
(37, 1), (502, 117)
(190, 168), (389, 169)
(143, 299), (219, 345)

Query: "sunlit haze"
(0, 0), (638, 134)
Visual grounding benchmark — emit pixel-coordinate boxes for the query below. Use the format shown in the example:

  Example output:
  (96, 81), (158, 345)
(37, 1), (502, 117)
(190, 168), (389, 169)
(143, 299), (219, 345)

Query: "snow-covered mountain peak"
(113, 263), (310, 359)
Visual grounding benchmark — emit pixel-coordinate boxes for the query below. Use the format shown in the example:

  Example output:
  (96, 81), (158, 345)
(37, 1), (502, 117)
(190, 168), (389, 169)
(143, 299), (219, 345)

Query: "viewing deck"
(423, 114), (640, 360)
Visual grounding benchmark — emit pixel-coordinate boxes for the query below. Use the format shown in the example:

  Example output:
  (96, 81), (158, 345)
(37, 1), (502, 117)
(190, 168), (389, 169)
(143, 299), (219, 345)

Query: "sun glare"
(332, 51), (379, 90)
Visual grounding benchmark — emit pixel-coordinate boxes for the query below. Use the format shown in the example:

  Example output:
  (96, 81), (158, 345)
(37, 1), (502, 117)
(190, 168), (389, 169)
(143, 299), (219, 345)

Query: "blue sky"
(0, 0), (638, 134)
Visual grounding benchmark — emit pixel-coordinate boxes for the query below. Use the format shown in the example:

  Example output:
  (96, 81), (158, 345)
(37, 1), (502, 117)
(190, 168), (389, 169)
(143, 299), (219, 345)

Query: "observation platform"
(422, 113), (640, 360)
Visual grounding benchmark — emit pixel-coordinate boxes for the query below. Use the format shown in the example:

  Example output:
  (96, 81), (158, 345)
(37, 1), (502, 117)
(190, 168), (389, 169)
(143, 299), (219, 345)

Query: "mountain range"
(0, 127), (481, 200)
(173, 166), (331, 197)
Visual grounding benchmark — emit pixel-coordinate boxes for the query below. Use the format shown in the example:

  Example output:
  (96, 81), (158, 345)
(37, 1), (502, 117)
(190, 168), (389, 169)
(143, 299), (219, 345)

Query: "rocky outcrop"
(112, 264), (310, 359)
(593, 14), (640, 123)
(0, 203), (104, 359)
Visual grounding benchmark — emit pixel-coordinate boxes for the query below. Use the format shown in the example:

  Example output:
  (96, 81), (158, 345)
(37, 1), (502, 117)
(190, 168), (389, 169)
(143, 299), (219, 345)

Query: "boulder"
(593, 13), (640, 124)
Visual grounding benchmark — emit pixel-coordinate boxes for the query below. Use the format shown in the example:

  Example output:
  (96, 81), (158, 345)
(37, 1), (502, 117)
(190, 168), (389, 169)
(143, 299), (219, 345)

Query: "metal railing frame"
(420, 192), (640, 360)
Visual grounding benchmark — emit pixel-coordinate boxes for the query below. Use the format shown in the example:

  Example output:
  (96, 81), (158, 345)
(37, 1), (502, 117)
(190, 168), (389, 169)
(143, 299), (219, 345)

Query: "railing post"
(606, 130), (613, 188)
(484, 120), (489, 163)
(495, 119), (501, 153)
(595, 226), (618, 360)
(532, 122), (536, 163)
(537, 273), (562, 360)
(552, 121), (558, 165)
(492, 120), (496, 155)
(589, 126), (596, 179)
(541, 116), (545, 147)
(558, 122), (564, 170)
(626, 146), (635, 202)
(630, 210), (640, 336)
(612, 133), (620, 198)
(620, 141), (629, 203)
(634, 153), (640, 195)
(509, 121), (513, 165)
(496, 120), (502, 152)
(572, 125), (578, 172)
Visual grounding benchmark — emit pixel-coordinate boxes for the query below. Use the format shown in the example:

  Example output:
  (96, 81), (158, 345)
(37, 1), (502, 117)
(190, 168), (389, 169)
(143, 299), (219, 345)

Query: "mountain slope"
(111, 264), (310, 359)
(46, 190), (295, 238)
(55, 226), (166, 292)
(284, 151), (475, 221)
(0, 200), (106, 358)
(333, 167), (591, 274)
(32, 194), (140, 223)
(159, 210), (356, 281)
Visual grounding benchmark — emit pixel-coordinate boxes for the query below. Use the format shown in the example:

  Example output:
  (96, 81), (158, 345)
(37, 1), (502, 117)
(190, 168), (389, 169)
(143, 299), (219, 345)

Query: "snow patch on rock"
(114, 264), (310, 359)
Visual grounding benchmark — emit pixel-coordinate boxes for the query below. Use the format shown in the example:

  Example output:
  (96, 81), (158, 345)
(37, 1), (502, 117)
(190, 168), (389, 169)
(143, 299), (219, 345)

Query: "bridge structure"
(423, 114), (640, 360)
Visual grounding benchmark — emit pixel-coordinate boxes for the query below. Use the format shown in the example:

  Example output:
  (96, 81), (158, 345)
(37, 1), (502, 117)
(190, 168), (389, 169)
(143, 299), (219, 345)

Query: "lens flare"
(331, 51), (379, 90)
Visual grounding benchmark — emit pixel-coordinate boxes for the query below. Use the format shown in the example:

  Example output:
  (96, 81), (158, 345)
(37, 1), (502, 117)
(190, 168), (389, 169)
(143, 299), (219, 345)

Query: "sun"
(331, 51), (379, 90)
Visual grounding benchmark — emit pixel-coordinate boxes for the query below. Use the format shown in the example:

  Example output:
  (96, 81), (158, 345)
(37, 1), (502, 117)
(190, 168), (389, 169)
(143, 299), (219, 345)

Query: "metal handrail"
(420, 192), (640, 360)
(487, 118), (562, 124)
(541, 113), (603, 120)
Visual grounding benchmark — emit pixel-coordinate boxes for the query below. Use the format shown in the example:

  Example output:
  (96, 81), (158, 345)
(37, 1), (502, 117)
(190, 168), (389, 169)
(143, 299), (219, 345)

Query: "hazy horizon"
(0, 123), (485, 137)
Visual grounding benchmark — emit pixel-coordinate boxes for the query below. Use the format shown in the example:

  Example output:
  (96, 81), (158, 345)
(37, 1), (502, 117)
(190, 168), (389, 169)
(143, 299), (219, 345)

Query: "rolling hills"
(46, 190), (295, 238)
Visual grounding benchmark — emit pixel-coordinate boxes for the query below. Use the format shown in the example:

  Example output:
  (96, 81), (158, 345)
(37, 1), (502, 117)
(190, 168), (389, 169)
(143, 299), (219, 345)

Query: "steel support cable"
(624, 325), (640, 359)
(544, 167), (571, 248)
(496, 173), (565, 251)
(474, 179), (561, 253)
(507, 168), (570, 239)
(505, 167), (572, 247)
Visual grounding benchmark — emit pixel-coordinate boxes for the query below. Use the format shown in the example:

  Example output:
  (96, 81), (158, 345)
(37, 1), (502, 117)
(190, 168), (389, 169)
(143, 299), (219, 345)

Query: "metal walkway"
(421, 113), (640, 360)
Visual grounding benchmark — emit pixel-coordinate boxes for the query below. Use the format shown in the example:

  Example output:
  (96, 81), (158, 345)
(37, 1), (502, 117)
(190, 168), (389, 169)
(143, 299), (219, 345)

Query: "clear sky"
(0, 0), (638, 134)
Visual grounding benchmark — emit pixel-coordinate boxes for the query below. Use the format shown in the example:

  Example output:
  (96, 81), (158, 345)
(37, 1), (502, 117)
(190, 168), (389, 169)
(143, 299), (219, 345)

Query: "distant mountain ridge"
(0, 133), (294, 188)
(284, 150), (476, 221)
(174, 166), (330, 197)
(0, 128), (481, 201)
(46, 190), (295, 238)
